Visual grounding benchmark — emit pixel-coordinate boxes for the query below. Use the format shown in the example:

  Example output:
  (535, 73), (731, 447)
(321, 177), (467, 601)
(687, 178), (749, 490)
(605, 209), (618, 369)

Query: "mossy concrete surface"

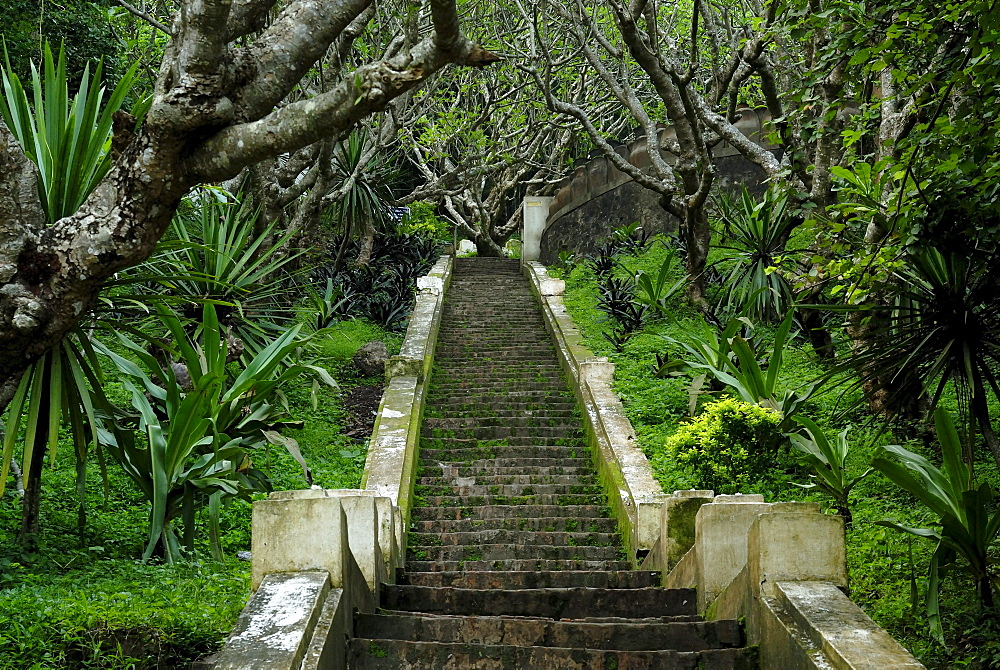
(361, 255), (453, 560)
(655, 494), (925, 669)
(212, 571), (330, 670)
(522, 260), (665, 564)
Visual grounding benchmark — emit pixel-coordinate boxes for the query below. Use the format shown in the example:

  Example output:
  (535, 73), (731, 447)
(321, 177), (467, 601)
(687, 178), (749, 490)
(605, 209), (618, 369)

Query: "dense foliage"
(556, 232), (1000, 668)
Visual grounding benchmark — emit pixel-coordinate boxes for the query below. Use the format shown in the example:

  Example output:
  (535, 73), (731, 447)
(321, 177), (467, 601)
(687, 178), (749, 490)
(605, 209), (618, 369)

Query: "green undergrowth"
(558, 237), (1000, 669)
(0, 317), (398, 668)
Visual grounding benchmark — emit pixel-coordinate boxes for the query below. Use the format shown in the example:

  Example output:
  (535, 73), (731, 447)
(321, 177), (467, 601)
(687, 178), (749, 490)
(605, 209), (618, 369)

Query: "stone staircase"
(348, 258), (755, 669)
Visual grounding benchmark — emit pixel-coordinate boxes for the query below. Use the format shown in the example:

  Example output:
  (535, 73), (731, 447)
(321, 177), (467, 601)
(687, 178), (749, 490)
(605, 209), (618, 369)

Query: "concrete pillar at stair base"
(251, 496), (350, 591)
(694, 495), (769, 614)
(257, 489), (393, 595)
(522, 196), (552, 261)
(748, 511), (847, 600)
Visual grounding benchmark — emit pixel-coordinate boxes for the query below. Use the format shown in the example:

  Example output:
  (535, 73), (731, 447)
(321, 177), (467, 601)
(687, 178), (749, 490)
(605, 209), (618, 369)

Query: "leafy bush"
(401, 201), (451, 240)
(661, 398), (786, 494)
(315, 231), (442, 331)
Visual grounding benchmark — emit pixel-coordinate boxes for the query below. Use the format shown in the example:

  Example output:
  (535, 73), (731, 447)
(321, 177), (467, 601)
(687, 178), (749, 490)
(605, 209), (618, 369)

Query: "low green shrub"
(659, 398), (786, 495)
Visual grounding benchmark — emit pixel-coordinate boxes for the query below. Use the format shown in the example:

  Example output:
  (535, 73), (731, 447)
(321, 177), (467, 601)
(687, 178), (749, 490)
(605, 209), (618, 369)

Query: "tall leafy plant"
(873, 409), (1000, 643)
(713, 186), (802, 322)
(143, 192), (307, 360)
(787, 417), (871, 526)
(97, 304), (334, 562)
(666, 312), (817, 422)
(0, 42), (138, 544)
(845, 246), (1000, 470)
(0, 42), (139, 221)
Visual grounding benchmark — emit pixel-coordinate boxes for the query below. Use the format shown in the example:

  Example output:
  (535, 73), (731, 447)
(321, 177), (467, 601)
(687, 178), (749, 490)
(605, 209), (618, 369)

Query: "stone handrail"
(524, 259), (924, 669)
(522, 260), (665, 563)
(208, 255), (453, 670)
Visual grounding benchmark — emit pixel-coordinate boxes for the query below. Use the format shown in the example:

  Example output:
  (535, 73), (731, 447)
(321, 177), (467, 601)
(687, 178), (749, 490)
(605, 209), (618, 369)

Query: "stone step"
(410, 504), (610, 521)
(404, 559), (634, 572)
(354, 612), (743, 652)
(415, 484), (602, 498)
(433, 363), (564, 372)
(408, 530), (618, 547)
(348, 640), (756, 669)
(379, 586), (698, 619)
(407, 544), (622, 563)
(416, 474), (598, 487)
(425, 401), (577, 412)
(420, 442), (586, 454)
(418, 493), (605, 507)
(399, 570), (660, 589)
(421, 426), (584, 440)
(416, 463), (596, 477)
(408, 517), (618, 535)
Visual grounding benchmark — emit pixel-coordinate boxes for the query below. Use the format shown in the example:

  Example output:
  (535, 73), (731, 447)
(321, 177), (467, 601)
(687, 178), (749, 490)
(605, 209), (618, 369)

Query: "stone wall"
(539, 108), (775, 264)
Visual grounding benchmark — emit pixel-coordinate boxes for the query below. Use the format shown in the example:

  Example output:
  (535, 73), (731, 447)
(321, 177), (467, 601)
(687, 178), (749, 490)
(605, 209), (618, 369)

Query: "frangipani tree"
(0, 0), (498, 409)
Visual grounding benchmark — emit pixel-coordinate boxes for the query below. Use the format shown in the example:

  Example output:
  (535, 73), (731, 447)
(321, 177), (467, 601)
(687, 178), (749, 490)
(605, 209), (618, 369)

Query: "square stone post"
(521, 196), (553, 261)
(251, 496), (351, 591)
(693, 494), (769, 613)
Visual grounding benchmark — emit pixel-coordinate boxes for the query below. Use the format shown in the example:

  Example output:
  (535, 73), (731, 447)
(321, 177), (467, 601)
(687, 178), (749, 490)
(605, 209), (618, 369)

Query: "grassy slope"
(0, 319), (400, 669)
(557, 239), (1000, 669)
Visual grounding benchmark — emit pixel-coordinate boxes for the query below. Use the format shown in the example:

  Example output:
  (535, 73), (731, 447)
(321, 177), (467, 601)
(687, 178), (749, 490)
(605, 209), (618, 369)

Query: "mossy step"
(406, 544), (622, 563)
(417, 493), (606, 507)
(380, 585), (698, 619)
(409, 504), (611, 521)
(403, 559), (634, 572)
(398, 570), (660, 589)
(408, 530), (619, 548)
(409, 516), (618, 535)
(421, 410), (578, 420)
(415, 474), (597, 487)
(417, 459), (595, 473)
(422, 427), (584, 441)
(424, 401), (577, 413)
(418, 446), (589, 460)
(354, 612), (742, 652)
(421, 418), (580, 429)
(415, 484), (602, 498)
(347, 640), (755, 670)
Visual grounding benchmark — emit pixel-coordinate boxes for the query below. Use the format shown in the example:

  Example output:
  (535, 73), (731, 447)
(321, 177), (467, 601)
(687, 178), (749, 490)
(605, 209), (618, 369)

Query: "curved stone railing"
(538, 108), (775, 264)
(547, 107), (774, 226)
(207, 256), (453, 670)
(524, 259), (925, 670)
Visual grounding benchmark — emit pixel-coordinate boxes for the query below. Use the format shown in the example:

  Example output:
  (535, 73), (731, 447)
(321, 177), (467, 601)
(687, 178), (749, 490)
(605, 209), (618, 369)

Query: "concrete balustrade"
(523, 260), (665, 562)
(524, 259), (924, 669)
(210, 256), (454, 670)
(650, 492), (925, 669)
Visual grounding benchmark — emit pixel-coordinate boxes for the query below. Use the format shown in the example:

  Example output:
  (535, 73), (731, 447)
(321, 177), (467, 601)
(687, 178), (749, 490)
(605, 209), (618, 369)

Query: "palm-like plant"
(1, 42), (139, 221)
(329, 128), (398, 268)
(140, 192), (307, 361)
(97, 304), (335, 562)
(787, 416), (872, 526)
(665, 312), (817, 423)
(713, 186), (803, 322)
(847, 246), (1000, 469)
(0, 43), (138, 544)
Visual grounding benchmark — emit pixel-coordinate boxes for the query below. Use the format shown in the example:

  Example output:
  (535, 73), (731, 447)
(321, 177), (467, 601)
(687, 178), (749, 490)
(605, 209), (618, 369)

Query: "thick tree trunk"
(0, 0), (498, 392)
(681, 208), (711, 310)
(355, 218), (376, 266)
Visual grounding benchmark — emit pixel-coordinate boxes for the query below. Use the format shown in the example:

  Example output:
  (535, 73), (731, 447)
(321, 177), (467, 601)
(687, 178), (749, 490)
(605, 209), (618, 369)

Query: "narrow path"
(349, 258), (754, 668)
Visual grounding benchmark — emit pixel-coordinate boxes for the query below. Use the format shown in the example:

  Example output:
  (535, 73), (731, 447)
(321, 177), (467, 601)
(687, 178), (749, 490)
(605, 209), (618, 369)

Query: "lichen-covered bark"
(0, 0), (497, 395)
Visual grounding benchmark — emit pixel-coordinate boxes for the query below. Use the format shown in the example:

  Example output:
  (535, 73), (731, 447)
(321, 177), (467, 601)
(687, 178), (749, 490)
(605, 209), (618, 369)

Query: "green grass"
(559, 237), (1000, 669)
(0, 317), (398, 668)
